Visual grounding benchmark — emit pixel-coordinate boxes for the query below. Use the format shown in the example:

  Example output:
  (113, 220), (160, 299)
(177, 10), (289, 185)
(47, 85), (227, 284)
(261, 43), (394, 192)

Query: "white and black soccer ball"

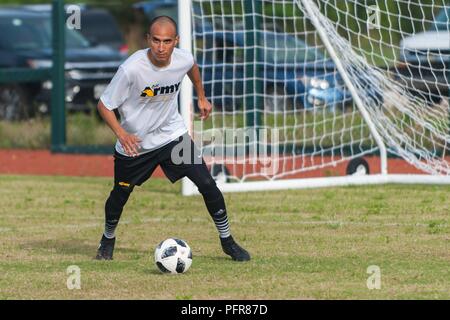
(154, 238), (192, 274)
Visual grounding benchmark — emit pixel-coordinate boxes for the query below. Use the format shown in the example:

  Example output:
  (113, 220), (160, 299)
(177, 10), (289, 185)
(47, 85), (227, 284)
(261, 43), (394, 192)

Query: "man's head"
(146, 16), (178, 67)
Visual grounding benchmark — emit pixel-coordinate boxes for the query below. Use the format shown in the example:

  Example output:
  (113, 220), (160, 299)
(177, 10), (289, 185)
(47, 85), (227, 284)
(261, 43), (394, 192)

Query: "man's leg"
(96, 183), (134, 260)
(95, 149), (159, 261)
(185, 163), (250, 261)
(104, 184), (134, 239)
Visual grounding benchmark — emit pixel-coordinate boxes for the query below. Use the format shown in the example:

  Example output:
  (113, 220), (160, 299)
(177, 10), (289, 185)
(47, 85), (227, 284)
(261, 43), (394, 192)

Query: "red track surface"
(0, 149), (115, 177)
(0, 149), (426, 178)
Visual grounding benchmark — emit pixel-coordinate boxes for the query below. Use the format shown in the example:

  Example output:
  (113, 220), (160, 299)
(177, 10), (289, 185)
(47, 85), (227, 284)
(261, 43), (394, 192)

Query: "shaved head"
(146, 15), (179, 67)
(148, 16), (178, 37)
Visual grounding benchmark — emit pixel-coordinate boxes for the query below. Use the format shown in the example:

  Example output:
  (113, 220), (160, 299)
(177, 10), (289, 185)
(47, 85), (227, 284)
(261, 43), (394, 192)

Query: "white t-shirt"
(100, 47), (194, 156)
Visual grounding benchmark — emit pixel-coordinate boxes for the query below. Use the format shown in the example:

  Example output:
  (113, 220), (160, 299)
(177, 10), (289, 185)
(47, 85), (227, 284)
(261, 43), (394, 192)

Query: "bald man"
(95, 16), (250, 262)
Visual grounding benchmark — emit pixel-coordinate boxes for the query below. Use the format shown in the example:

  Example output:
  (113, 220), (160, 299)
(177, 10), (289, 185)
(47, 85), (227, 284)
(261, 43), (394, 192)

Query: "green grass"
(0, 175), (449, 299)
(0, 113), (115, 149)
(0, 110), (375, 151)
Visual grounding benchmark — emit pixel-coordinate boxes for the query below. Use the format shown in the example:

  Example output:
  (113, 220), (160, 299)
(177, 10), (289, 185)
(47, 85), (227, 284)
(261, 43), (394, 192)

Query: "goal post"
(178, 0), (197, 196)
(299, 0), (388, 176)
(180, 0), (450, 195)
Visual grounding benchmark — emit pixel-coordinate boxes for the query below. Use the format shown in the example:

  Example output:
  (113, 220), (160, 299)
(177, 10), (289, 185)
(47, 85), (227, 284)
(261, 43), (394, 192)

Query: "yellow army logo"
(140, 87), (154, 97)
(140, 82), (181, 97)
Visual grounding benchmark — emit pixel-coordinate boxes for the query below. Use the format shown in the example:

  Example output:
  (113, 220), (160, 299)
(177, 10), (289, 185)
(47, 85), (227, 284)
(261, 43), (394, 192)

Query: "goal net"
(179, 0), (450, 194)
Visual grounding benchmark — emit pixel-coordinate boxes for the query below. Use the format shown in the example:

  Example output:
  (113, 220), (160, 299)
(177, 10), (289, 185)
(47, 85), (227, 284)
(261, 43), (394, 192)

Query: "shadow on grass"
(198, 255), (235, 262)
(141, 255), (235, 275)
(21, 239), (147, 259)
(143, 269), (165, 275)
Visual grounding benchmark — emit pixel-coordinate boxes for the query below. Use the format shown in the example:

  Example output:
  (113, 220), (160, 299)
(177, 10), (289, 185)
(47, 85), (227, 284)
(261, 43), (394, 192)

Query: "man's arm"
(97, 100), (141, 157)
(187, 62), (212, 120)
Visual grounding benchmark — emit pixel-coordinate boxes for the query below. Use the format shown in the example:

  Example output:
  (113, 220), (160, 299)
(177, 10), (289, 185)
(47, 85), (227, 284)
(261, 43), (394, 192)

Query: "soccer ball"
(154, 238), (192, 274)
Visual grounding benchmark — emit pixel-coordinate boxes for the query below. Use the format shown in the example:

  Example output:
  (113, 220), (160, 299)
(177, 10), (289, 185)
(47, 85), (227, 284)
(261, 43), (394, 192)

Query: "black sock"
(104, 185), (132, 239)
(185, 161), (232, 239)
(200, 184), (231, 239)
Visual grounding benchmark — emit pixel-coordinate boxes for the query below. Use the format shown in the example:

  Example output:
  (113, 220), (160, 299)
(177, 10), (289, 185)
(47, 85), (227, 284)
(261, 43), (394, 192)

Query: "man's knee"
(197, 177), (223, 199)
(108, 184), (134, 209)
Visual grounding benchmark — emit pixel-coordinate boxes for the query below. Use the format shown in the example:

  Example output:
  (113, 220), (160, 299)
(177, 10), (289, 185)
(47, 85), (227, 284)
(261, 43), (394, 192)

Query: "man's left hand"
(198, 98), (212, 120)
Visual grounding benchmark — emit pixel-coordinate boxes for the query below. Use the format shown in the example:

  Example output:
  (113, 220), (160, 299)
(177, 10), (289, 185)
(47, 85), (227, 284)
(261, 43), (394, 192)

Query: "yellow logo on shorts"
(118, 182), (130, 187)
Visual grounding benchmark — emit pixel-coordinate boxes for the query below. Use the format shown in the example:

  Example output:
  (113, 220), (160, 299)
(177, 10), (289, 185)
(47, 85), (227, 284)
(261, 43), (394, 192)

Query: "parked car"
(23, 4), (129, 58)
(199, 28), (352, 111)
(0, 7), (124, 120)
(77, 7), (129, 59)
(396, 7), (450, 104)
(133, 0), (353, 112)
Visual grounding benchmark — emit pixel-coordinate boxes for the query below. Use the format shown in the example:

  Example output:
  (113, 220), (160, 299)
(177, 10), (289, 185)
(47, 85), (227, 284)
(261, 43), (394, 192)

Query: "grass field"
(0, 174), (449, 300)
(0, 109), (371, 150)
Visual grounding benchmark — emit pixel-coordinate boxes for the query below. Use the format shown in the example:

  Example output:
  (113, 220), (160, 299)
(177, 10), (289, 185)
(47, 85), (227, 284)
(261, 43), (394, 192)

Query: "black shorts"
(113, 133), (205, 188)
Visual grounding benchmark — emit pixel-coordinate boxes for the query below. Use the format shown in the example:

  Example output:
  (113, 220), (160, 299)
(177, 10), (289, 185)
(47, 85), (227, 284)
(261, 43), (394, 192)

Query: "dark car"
(77, 7), (129, 58)
(133, 0), (352, 112)
(201, 28), (352, 111)
(0, 7), (124, 120)
(22, 4), (129, 58)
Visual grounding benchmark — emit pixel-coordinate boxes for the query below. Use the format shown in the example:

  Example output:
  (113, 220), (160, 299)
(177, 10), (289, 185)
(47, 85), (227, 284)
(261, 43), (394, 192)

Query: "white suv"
(397, 7), (449, 104)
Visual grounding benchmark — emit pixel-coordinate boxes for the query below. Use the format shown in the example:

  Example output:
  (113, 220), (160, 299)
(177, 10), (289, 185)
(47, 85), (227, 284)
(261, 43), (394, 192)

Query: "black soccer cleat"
(95, 235), (116, 260)
(220, 236), (251, 262)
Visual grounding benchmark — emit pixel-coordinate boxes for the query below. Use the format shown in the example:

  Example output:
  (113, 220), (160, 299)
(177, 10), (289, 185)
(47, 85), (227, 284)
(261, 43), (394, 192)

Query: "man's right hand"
(117, 132), (142, 157)
(97, 101), (142, 157)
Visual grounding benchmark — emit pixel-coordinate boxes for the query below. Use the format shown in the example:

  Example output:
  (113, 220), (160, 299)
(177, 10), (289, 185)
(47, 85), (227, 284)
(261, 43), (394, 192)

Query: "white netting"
(297, 0), (450, 175)
(190, 0), (450, 182)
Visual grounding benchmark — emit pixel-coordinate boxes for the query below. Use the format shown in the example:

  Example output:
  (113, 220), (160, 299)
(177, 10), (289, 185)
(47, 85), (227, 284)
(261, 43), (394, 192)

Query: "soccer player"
(95, 16), (250, 262)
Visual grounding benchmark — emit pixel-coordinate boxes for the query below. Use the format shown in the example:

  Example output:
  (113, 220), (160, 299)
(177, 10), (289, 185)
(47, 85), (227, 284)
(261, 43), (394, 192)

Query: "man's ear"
(175, 35), (180, 46)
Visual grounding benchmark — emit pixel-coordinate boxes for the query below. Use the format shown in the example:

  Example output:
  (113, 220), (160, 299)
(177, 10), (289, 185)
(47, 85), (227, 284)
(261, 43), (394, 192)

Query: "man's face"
(147, 22), (179, 65)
